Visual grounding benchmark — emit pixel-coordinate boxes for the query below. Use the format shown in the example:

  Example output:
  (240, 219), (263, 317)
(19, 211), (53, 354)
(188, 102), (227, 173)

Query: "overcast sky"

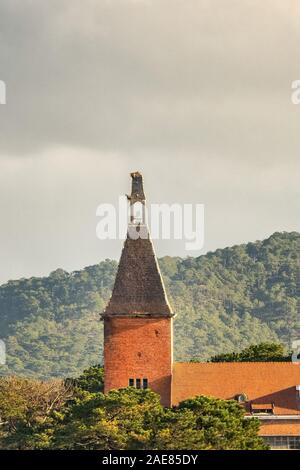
(0, 0), (299, 284)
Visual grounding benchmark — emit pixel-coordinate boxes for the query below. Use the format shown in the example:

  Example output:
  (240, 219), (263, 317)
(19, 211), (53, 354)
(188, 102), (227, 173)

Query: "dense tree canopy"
(0, 231), (299, 378)
(50, 390), (266, 450)
(66, 364), (104, 393)
(0, 376), (73, 449)
(0, 369), (267, 450)
(209, 342), (290, 362)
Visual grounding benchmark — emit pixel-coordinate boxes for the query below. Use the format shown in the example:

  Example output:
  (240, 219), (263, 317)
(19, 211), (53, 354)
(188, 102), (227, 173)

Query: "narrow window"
(250, 403), (274, 415)
(136, 378), (141, 389)
(129, 378), (134, 387)
(143, 378), (148, 389)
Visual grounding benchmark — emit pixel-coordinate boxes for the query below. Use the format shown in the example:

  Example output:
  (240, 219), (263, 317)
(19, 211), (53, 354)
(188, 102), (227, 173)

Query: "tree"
(0, 376), (72, 449)
(153, 407), (207, 450)
(175, 396), (267, 450)
(66, 365), (104, 393)
(210, 342), (290, 362)
(0, 375), (267, 450)
(50, 387), (163, 450)
(47, 389), (266, 450)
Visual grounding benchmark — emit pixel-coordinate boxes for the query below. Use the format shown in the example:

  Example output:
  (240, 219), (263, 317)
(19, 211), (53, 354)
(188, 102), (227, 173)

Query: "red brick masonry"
(104, 316), (173, 407)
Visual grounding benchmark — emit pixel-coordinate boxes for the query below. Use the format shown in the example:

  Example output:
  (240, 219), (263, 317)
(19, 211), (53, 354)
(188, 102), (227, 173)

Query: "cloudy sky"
(0, 0), (299, 284)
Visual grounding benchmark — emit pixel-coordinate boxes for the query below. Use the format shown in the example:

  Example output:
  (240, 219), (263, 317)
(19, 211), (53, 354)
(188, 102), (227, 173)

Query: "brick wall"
(104, 316), (173, 407)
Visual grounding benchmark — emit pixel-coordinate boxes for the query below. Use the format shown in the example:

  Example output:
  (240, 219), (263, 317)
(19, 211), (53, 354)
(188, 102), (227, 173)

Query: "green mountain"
(0, 231), (299, 379)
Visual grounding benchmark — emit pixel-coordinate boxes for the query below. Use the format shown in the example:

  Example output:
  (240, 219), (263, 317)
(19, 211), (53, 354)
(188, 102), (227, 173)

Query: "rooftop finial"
(127, 171), (145, 204)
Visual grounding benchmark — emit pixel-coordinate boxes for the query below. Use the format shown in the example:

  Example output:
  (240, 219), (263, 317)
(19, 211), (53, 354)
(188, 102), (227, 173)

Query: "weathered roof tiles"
(104, 235), (173, 317)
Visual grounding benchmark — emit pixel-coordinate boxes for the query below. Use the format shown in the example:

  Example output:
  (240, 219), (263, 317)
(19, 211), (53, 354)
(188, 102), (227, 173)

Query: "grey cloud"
(0, 1), (299, 283)
(0, 0), (299, 157)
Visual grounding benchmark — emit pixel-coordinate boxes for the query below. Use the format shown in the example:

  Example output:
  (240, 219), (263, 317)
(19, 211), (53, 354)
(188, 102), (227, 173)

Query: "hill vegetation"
(209, 342), (290, 362)
(0, 231), (299, 379)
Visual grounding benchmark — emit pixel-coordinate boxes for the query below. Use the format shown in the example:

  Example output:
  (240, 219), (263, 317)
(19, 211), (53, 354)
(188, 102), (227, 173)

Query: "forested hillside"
(0, 232), (299, 379)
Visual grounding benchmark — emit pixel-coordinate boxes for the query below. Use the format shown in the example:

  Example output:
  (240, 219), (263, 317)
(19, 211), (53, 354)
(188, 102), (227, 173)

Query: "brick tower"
(102, 172), (174, 406)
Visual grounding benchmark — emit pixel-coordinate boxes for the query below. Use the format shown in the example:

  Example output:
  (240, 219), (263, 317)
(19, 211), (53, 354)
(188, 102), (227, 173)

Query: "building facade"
(102, 172), (300, 450)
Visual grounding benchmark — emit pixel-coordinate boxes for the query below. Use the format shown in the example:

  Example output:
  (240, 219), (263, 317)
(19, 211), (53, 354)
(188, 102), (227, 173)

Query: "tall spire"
(103, 172), (173, 317)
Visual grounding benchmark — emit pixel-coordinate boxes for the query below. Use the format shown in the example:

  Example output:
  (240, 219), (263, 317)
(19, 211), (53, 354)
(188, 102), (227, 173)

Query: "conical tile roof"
(104, 231), (173, 317)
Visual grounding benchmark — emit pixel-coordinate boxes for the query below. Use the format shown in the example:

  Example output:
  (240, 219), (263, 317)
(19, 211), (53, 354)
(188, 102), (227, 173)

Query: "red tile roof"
(257, 421), (300, 436)
(172, 362), (300, 416)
